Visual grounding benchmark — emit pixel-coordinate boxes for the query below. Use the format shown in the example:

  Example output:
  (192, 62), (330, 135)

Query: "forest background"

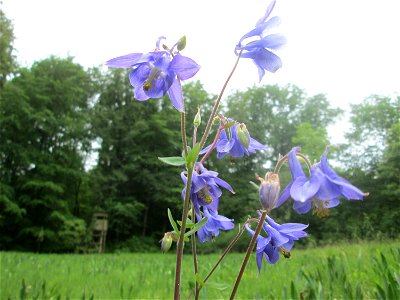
(1, 7), (399, 253)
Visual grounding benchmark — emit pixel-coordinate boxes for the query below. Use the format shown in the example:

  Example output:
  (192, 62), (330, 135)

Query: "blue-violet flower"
(106, 37), (200, 111)
(235, 0), (286, 81)
(277, 146), (368, 214)
(200, 122), (265, 159)
(246, 215), (307, 272)
(197, 207), (234, 243)
(180, 163), (234, 214)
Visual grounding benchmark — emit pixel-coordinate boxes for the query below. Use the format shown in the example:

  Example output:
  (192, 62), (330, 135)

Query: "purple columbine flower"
(105, 37), (200, 111)
(235, 0), (286, 82)
(200, 122), (265, 159)
(180, 163), (234, 214)
(246, 215), (307, 272)
(277, 146), (368, 214)
(197, 207), (234, 243)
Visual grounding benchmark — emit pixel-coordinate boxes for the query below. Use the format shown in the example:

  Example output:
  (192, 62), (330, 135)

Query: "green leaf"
(167, 208), (180, 234)
(195, 274), (205, 288)
(177, 219), (194, 228)
(158, 156), (185, 166)
(206, 282), (230, 291)
(184, 217), (207, 238)
(185, 144), (200, 169)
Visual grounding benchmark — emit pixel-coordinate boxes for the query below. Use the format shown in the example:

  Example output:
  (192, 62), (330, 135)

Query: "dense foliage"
(0, 9), (398, 252)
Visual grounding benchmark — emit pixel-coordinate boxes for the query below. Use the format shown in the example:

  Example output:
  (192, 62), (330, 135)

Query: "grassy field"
(1, 241), (399, 299)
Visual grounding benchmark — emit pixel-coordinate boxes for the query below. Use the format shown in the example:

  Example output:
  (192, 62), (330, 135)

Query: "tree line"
(1, 9), (398, 252)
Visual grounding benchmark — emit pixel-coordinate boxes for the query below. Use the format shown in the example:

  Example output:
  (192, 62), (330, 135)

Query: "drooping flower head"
(180, 163), (234, 214)
(106, 37), (200, 111)
(197, 207), (234, 243)
(246, 215), (307, 272)
(200, 120), (265, 159)
(235, 0), (286, 81)
(277, 146), (368, 215)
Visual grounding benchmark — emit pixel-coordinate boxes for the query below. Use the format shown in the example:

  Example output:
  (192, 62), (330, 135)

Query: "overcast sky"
(3, 0), (400, 143)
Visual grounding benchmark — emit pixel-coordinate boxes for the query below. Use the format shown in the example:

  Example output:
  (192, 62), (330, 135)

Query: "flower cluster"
(180, 163), (235, 242)
(106, 0), (368, 285)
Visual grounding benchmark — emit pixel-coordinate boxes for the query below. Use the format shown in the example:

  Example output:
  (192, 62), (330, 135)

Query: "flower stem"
(191, 206), (199, 300)
(202, 224), (246, 284)
(199, 51), (242, 151)
(196, 126), (223, 172)
(174, 168), (193, 300)
(274, 152), (313, 174)
(181, 112), (188, 157)
(229, 210), (268, 300)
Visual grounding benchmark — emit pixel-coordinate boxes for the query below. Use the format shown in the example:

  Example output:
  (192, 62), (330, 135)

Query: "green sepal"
(184, 217), (207, 238)
(158, 156), (185, 166)
(177, 36), (186, 51)
(185, 144), (200, 169)
(167, 208), (180, 234)
(224, 120), (236, 128)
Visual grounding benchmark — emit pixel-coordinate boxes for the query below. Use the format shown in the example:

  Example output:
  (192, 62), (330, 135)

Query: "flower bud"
(160, 232), (173, 253)
(259, 172), (280, 211)
(177, 36), (186, 51)
(193, 107), (201, 127)
(236, 123), (250, 149)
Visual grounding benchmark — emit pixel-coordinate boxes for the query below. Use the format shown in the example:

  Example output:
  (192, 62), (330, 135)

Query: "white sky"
(2, 0), (400, 143)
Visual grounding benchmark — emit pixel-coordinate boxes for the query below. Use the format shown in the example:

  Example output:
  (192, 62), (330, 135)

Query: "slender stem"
(199, 51), (242, 150)
(181, 112), (188, 157)
(174, 168), (193, 300)
(274, 152), (312, 174)
(229, 210), (268, 300)
(196, 127), (223, 172)
(191, 206), (199, 300)
(203, 224), (246, 284)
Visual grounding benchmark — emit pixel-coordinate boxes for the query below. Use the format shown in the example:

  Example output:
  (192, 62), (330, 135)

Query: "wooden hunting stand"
(92, 212), (108, 253)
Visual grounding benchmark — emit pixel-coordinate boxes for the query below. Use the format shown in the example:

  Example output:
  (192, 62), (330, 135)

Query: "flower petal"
(293, 201), (312, 214)
(170, 54), (201, 80)
(167, 78), (184, 111)
(288, 147), (305, 177)
(256, 0), (276, 26)
(290, 174), (320, 203)
(105, 53), (143, 68)
(275, 182), (292, 208)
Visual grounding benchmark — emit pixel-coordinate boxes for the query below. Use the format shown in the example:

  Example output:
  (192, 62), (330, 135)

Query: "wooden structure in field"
(92, 212), (108, 253)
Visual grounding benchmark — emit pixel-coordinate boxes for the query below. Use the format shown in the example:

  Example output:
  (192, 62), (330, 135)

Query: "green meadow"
(1, 241), (399, 299)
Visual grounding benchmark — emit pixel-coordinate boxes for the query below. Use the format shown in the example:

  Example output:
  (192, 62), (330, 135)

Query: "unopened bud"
(177, 36), (186, 51)
(160, 232), (173, 253)
(259, 172), (280, 211)
(194, 107), (201, 127)
(236, 123), (250, 149)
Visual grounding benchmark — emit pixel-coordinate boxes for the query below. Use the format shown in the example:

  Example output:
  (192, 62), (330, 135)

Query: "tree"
(0, 8), (17, 88)
(91, 69), (193, 246)
(0, 57), (95, 251)
(343, 95), (399, 171)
